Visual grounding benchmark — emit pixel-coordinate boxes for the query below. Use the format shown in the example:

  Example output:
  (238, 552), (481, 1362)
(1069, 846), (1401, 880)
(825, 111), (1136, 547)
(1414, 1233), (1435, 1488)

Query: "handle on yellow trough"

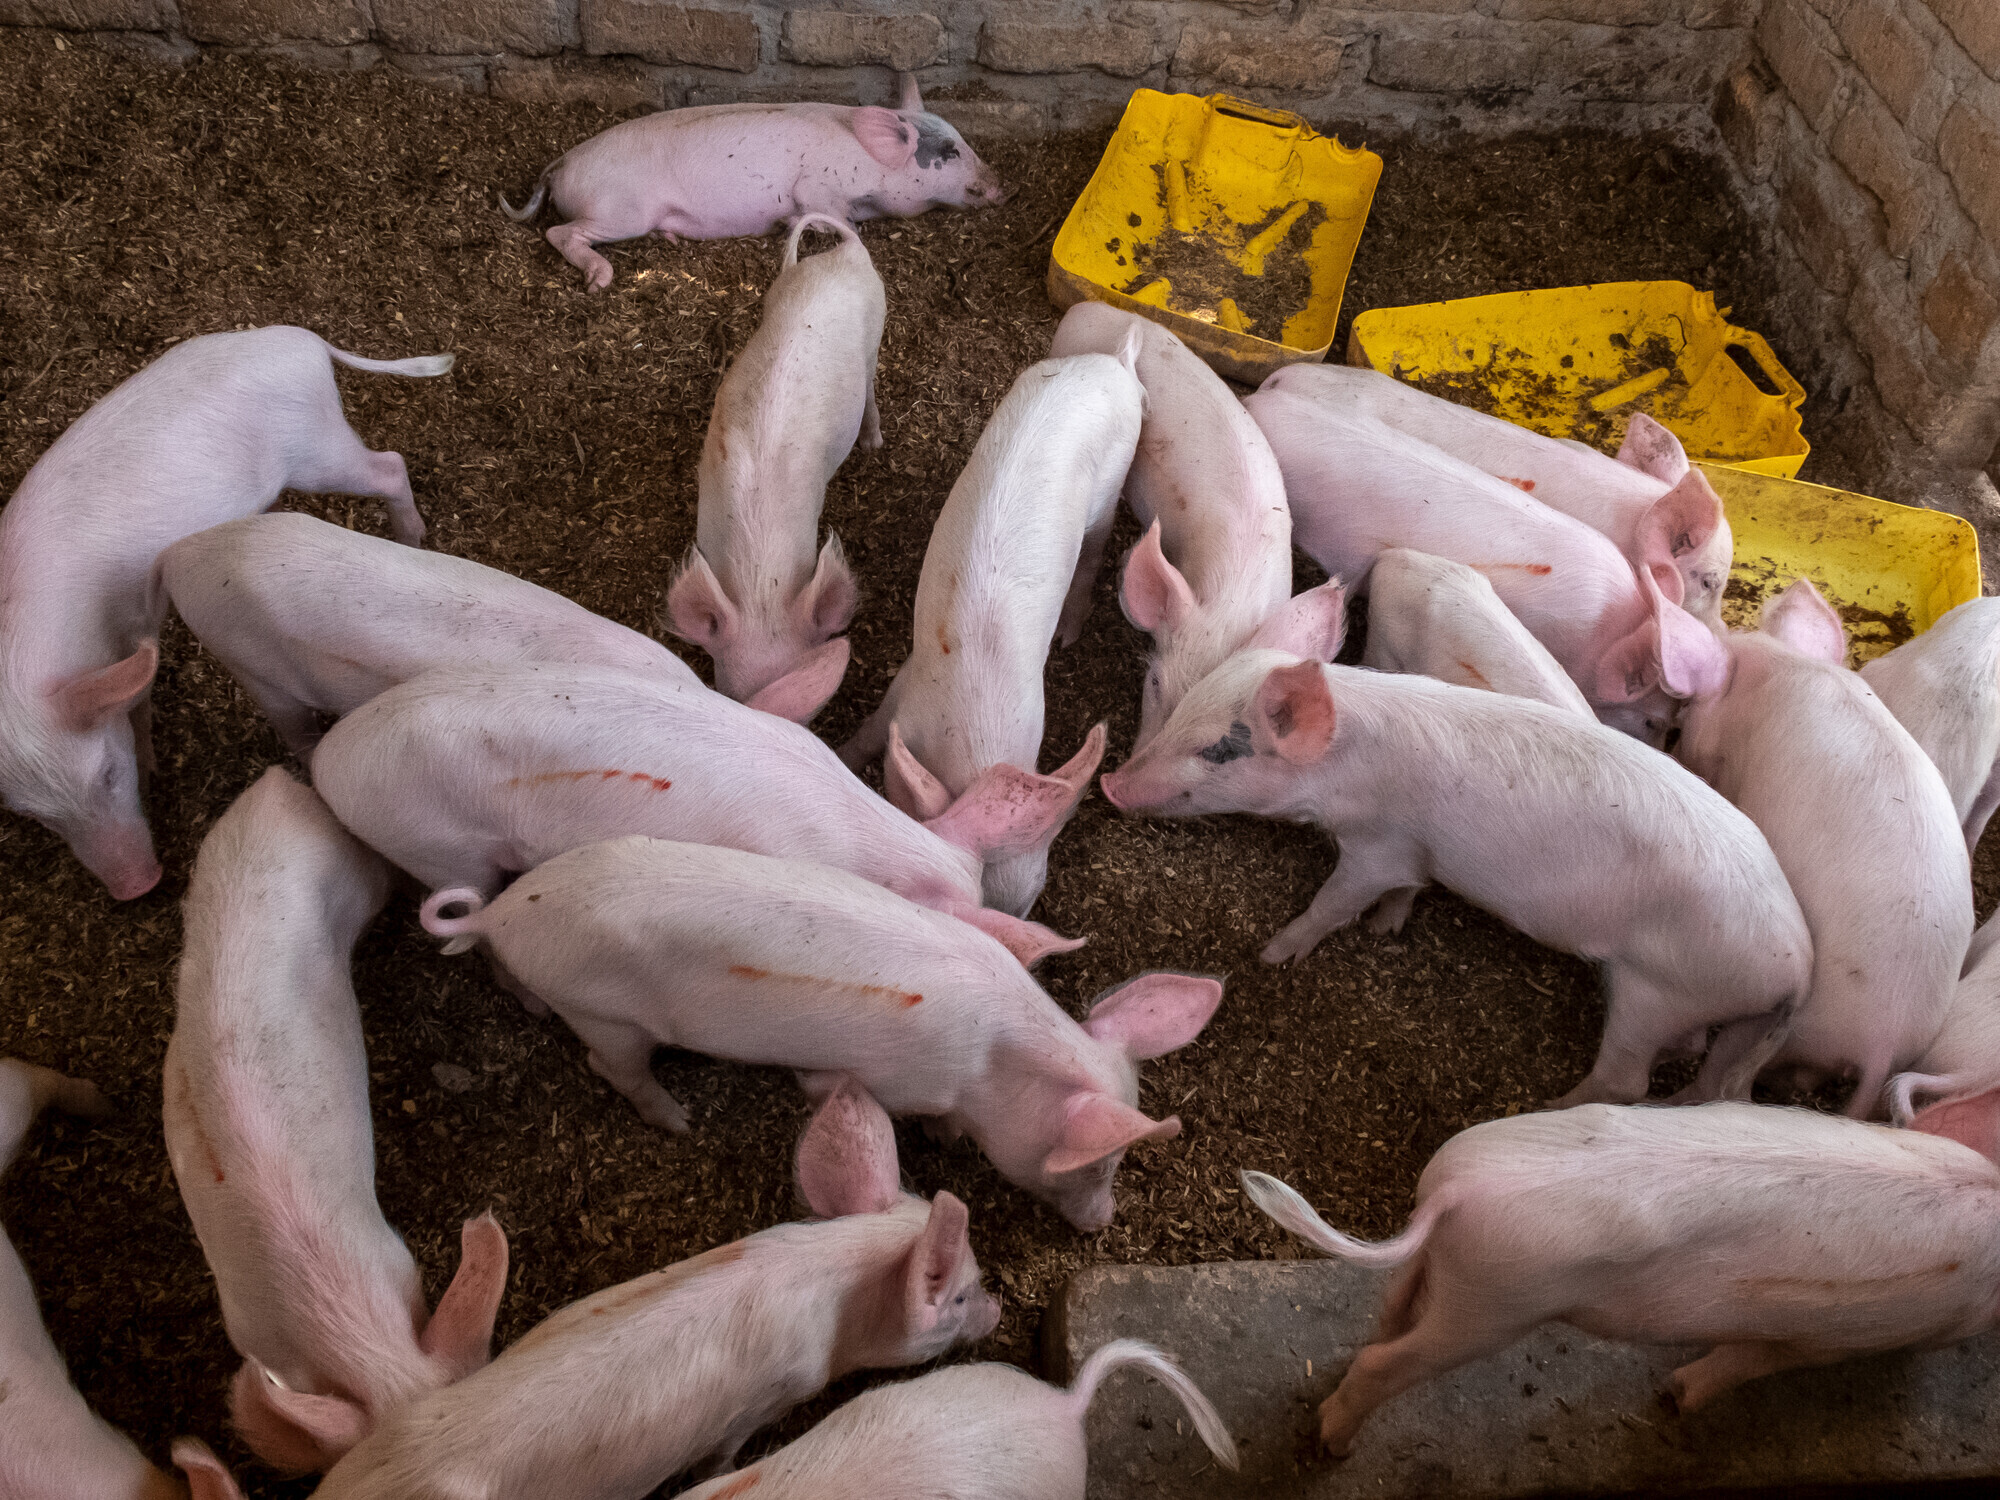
(1722, 325), (1808, 406)
(1209, 95), (1308, 135)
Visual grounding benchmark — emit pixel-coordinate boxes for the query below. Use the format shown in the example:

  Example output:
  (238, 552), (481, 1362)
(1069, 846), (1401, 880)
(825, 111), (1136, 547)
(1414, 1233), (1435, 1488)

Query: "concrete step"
(1046, 1260), (2000, 1498)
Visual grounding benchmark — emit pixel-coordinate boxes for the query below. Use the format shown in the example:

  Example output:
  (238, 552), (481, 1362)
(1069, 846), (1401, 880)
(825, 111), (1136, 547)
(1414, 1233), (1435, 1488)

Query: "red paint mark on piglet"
(709, 1470), (762, 1499)
(725, 965), (921, 1008)
(506, 769), (672, 793)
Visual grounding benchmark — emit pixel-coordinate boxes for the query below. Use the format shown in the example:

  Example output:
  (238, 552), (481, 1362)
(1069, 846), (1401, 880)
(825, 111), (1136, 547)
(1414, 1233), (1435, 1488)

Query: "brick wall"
(0, 1), (1760, 139)
(1716, 0), (2000, 502)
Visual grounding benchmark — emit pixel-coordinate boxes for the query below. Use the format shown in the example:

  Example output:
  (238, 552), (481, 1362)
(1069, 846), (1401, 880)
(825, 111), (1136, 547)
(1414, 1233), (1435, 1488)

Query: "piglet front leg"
(1262, 834), (1427, 965)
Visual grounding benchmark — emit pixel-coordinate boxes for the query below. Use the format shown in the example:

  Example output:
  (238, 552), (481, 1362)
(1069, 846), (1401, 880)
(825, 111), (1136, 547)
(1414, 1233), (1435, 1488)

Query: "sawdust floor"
(0, 32), (1971, 1496)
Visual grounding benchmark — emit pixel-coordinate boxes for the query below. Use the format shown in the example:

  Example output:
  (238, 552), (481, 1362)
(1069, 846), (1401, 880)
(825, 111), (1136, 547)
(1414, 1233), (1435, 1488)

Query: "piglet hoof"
(1260, 928), (1318, 967)
(625, 1091), (689, 1133)
(1315, 1404), (1358, 1460)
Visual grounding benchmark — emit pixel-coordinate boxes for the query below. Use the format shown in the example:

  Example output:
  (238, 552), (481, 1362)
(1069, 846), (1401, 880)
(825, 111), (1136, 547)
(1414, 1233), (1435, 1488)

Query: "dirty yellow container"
(1698, 461), (1982, 666)
(1348, 282), (1811, 477)
(1048, 90), (1381, 385)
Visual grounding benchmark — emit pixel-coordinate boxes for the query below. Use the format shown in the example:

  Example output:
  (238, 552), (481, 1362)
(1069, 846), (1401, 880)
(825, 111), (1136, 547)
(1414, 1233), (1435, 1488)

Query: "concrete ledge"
(1049, 1260), (2000, 1498)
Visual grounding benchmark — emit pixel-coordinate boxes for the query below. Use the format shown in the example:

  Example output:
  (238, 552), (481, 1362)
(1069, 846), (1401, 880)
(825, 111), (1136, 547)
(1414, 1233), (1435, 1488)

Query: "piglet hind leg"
(1318, 1295), (1526, 1457)
(546, 221), (619, 291)
(1554, 968), (1682, 1108)
(1262, 836), (1425, 966)
(568, 1015), (690, 1132)
(1056, 517), (1115, 648)
(1670, 1341), (1834, 1412)
(299, 427), (427, 546)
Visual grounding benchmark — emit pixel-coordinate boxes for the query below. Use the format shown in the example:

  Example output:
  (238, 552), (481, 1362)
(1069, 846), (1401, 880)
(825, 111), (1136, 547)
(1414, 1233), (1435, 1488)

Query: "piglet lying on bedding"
(505, 73), (1003, 289)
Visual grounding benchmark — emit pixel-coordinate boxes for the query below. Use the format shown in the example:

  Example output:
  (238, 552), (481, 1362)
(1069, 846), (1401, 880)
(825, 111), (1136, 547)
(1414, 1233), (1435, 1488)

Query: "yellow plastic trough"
(1698, 462), (1982, 666)
(1348, 281), (1811, 477)
(1048, 90), (1381, 385)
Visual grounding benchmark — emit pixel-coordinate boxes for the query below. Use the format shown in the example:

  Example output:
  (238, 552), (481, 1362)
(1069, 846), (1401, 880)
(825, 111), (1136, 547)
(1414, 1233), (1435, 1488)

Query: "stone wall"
(1715, 0), (2000, 499)
(0, 1), (1761, 140)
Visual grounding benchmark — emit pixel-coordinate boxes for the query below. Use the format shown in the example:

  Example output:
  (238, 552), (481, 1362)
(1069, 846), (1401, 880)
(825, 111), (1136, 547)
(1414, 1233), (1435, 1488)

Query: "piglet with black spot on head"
(503, 73), (1005, 291)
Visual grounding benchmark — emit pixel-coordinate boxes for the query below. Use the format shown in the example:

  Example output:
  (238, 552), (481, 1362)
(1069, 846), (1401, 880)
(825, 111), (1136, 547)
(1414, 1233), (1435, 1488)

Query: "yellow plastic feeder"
(1697, 461), (1982, 666)
(1347, 281), (1811, 477)
(1048, 90), (1381, 385)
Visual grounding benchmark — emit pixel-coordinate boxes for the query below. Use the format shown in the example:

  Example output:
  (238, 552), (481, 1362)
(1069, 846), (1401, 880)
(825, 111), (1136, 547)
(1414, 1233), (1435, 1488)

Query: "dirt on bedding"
(2, 34), (1985, 1497)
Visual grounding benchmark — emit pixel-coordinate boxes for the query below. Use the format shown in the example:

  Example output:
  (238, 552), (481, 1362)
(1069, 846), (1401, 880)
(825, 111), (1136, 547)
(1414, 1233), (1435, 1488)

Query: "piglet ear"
(885, 723), (954, 821)
(53, 640), (158, 732)
(418, 1212), (510, 1379)
(1043, 1094), (1180, 1177)
(1594, 614), (1660, 704)
(1598, 571), (1729, 703)
(896, 70), (924, 113)
(1084, 972), (1224, 1059)
(174, 1438), (250, 1500)
(663, 548), (739, 650)
(745, 638), (850, 724)
(1247, 581), (1347, 661)
(924, 724), (1106, 860)
(797, 533), (859, 641)
(852, 105), (919, 169)
(229, 1361), (370, 1473)
(947, 903), (1087, 967)
(903, 1191), (972, 1328)
(1635, 470), (1726, 611)
(1614, 412), (1690, 483)
(1120, 521), (1197, 635)
(1760, 577), (1847, 665)
(1908, 1086), (2000, 1168)
(796, 1078), (902, 1219)
(1251, 660), (1336, 764)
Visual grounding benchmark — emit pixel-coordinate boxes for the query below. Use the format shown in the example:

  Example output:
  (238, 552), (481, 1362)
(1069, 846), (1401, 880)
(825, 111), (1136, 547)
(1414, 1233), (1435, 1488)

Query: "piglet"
(421, 836), (1220, 1228)
(1860, 596), (2000, 857)
(0, 325), (450, 899)
(1049, 301), (1294, 747)
(1245, 1099), (2000, 1455)
(664, 213), (879, 721)
(1361, 548), (1594, 720)
(310, 664), (1083, 965)
(164, 767), (508, 1472)
(161, 513), (723, 751)
(1244, 384), (1727, 742)
(1100, 588), (1810, 1107)
(0, 1059), (183, 1500)
(677, 1339), (1236, 1499)
(1262, 364), (1732, 625)
(842, 345), (1141, 911)
(1676, 580), (1971, 1117)
(177, 1083), (1003, 1500)
(504, 73), (1003, 290)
